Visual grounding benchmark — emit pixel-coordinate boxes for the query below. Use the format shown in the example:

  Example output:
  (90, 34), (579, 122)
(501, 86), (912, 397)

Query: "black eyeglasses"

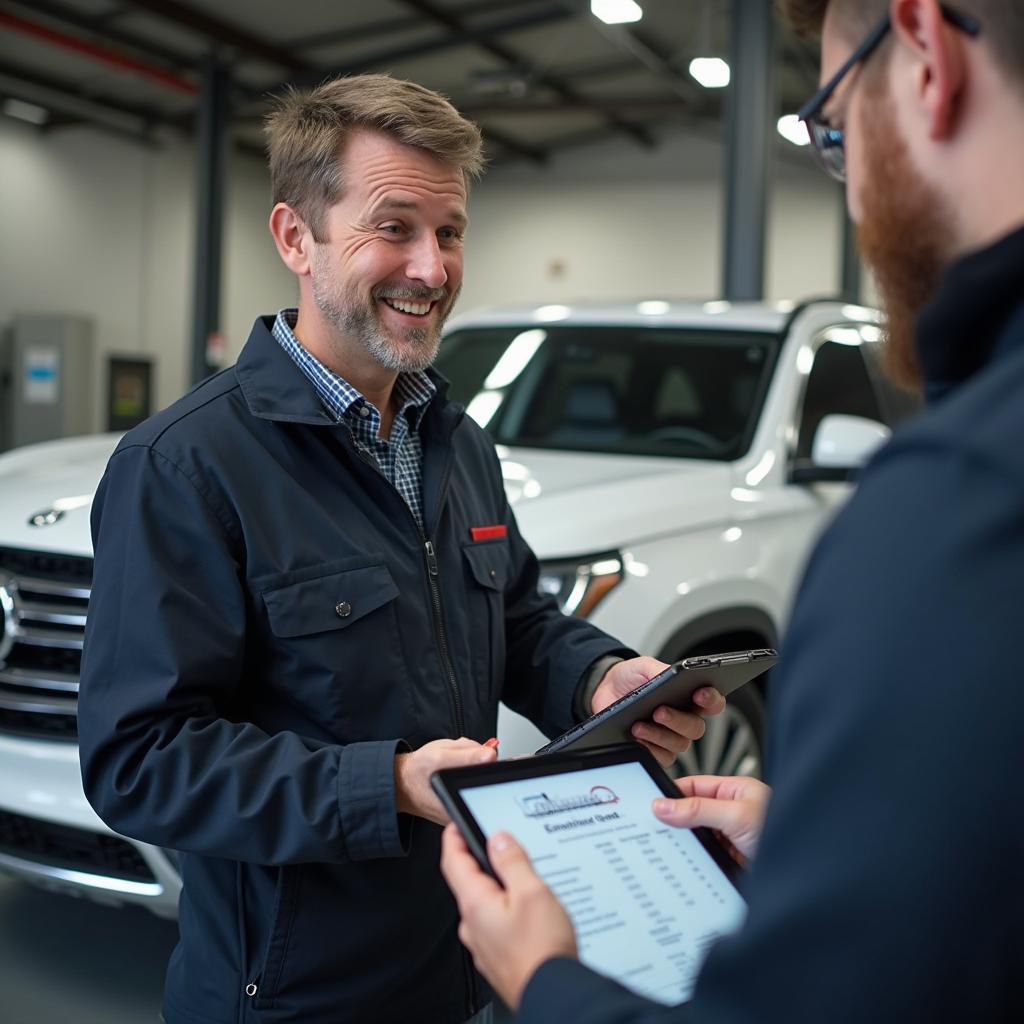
(797, 4), (981, 182)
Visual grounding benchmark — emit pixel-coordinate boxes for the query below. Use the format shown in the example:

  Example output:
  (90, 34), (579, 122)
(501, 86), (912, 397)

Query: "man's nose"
(406, 235), (448, 290)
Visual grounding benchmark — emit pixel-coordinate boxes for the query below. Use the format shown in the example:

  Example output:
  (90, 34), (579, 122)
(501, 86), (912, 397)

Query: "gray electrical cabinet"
(3, 315), (95, 451)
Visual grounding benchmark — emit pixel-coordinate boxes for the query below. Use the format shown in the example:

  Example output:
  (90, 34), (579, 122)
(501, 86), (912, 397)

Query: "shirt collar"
(916, 223), (1024, 404)
(272, 308), (436, 428)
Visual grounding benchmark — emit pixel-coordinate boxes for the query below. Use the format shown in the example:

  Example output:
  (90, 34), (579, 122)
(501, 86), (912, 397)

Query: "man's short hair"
(263, 74), (485, 242)
(778, 0), (1024, 87)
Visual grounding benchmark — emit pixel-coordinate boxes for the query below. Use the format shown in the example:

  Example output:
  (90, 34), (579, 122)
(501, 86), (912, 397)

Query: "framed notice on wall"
(107, 356), (153, 431)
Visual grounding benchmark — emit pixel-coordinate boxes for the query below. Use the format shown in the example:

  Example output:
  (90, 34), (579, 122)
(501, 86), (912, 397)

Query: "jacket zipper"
(349, 440), (464, 736)
(340, 422), (473, 1014)
(424, 537), (465, 736)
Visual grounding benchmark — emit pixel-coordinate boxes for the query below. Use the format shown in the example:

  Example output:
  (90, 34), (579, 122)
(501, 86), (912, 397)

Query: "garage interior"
(1, 1), (866, 1021)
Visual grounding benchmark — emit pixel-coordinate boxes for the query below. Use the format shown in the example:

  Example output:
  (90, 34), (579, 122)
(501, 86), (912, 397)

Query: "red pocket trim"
(470, 525), (508, 542)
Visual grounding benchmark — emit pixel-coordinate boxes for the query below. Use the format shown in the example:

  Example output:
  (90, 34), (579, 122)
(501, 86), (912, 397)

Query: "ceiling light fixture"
(777, 114), (810, 146)
(3, 98), (48, 125)
(591, 0), (643, 26)
(688, 57), (730, 89)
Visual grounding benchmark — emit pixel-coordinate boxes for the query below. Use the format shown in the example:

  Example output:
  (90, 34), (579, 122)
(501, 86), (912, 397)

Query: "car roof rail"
(779, 295), (851, 335)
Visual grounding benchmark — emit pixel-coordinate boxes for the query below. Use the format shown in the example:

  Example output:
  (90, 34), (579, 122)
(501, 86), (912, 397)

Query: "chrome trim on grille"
(0, 666), (79, 693)
(0, 849), (165, 898)
(0, 551), (90, 738)
(11, 625), (85, 650)
(15, 576), (92, 601)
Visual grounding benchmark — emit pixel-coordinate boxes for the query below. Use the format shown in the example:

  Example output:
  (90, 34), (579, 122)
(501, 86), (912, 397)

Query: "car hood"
(498, 446), (735, 557)
(0, 435), (735, 561)
(0, 434), (120, 555)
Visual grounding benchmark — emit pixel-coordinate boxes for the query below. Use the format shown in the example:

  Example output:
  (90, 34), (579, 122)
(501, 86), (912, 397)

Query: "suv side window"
(796, 337), (885, 461)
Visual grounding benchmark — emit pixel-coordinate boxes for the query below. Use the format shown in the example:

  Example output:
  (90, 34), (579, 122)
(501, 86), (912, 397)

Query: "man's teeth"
(384, 298), (432, 315)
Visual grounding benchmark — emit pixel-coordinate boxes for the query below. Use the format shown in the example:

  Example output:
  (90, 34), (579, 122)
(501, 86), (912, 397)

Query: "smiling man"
(440, 1), (1024, 1021)
(76, 74), (720, 1024)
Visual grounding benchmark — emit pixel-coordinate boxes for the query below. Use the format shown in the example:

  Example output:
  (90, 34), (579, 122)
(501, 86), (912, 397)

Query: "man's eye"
(438, 228), (464, 243)
(380, 224), (405, 235)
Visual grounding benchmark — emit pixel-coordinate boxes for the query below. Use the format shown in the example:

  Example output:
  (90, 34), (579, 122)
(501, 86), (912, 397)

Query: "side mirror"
(790, 414), (891, 484)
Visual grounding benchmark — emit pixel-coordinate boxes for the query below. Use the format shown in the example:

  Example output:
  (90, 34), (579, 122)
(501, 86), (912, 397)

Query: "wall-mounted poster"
(107, 356), (153, 431)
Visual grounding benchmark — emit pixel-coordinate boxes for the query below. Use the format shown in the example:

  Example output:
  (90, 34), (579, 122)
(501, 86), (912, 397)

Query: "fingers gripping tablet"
(432, 744), (747, 1006)
(538, 648), (777, 755)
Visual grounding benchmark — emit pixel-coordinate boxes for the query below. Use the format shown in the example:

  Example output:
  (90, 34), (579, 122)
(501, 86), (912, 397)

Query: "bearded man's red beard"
(854, 79), (956, 393)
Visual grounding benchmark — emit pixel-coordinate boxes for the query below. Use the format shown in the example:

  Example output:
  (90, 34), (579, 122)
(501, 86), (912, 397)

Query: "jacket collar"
(916, 223), (1024, 404)
(234, 315), (453, 424)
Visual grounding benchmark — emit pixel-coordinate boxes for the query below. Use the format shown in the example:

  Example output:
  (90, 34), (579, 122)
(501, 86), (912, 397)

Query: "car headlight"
(537, 552), (624, 617)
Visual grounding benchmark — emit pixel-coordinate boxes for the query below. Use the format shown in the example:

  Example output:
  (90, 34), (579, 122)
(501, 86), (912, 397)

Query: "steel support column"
(190, 56), (230, 385)
(841, 208), (862, 302)
(722, 0), (775, 301)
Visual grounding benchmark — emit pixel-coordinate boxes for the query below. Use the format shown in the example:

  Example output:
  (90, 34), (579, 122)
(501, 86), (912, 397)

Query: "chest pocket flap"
(461, 540), (510, 592)
(262, 563), (399, 638)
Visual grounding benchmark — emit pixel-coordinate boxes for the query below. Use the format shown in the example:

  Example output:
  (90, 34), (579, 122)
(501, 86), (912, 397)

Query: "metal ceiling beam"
(116, 0), (311, 71)
(282, 0), (558, 51)
(479, 125), (547, 164)
(0, 76), (160, 146)
(283, 6), (575, 89)
(0, 9), (197, 95)
(0, 58), (174, 131)
(460, 96), (693, 116)
(395, 0), (656, 148)
(3, 0), (197, 72)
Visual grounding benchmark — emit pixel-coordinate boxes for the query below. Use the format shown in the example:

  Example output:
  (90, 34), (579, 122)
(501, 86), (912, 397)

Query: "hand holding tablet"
(434, 745), (748, 1007)
(538, 648), (777, 755)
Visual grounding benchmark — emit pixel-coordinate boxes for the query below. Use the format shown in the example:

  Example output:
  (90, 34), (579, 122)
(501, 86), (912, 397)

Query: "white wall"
(0, 117), (847, 433)
(0, 119), (295, 429)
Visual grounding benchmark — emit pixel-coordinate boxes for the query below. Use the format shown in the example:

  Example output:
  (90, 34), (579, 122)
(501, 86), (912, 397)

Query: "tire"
(673, 681), (766, 780)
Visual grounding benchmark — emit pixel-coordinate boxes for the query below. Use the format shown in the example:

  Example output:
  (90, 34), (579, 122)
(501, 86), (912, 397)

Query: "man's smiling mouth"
(381, 297), (436, 317)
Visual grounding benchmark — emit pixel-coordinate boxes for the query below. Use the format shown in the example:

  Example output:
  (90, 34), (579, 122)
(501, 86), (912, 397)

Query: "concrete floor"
(0, 872), (513, 1023)
(0, 872), (177, 1024)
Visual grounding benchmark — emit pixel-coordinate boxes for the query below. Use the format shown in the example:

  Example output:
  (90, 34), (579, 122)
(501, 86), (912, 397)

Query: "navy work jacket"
(78, 316), (631, 1024)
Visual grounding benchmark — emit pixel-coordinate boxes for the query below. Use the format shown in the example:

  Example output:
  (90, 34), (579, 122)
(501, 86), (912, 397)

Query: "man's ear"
(269, 203), (314, 277)
(891, 0), (967, 140)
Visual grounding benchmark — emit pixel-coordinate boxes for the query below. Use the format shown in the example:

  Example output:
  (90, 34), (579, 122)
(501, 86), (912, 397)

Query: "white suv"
(0, 298), (912, 917)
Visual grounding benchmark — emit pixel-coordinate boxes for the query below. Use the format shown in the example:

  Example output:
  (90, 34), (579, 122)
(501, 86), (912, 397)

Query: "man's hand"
(440, 824), (576, 1011)
(394, 739), (497, 825)
(653, 774), (771, 865)
(592, 656), (726, 767)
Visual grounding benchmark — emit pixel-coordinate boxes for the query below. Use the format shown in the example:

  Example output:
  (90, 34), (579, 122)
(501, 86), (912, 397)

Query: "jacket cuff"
(572, 654), (625, 721)
(337, 739), (411, 861)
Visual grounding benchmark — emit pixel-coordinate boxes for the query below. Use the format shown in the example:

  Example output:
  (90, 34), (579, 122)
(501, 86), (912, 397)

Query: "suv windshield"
(435, 325), (781, 461)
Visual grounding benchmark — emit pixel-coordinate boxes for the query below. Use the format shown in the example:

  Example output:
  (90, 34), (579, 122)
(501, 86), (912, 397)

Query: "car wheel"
(674, 683), (766, 780)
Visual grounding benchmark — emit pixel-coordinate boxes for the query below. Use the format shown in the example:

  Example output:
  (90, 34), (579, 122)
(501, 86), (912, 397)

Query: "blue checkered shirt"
(272, 309), (436, 530)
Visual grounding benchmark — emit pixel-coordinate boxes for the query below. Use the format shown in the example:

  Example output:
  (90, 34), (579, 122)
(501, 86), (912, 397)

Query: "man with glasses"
(439, 1), (1024, 1019)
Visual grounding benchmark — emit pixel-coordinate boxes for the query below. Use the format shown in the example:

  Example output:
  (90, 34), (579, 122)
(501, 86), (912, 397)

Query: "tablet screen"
(459, 759), (747, 1005)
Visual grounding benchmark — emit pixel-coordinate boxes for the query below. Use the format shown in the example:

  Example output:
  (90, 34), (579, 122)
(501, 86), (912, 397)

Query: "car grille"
(0, 809), (154, 883)
(0, 548), (90, 741)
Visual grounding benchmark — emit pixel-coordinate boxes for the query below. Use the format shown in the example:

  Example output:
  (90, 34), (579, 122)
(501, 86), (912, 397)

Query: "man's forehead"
(370, 193), (468, 225)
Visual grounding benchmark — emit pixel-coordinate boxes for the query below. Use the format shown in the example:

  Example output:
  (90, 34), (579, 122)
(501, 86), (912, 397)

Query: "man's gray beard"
(311, 277), (457, 374)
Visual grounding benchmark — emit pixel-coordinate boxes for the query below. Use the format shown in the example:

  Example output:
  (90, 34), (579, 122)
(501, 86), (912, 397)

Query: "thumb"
(450, 743), (498, 768)
(487, 831), (537, 888)
(653, 795), (745, 835)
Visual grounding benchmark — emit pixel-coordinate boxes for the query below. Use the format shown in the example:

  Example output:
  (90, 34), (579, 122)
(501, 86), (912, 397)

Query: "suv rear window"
(435, 326), (781, 461)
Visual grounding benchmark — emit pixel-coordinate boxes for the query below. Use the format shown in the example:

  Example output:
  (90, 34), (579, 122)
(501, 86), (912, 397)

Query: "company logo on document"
(517, 786), (619, 819)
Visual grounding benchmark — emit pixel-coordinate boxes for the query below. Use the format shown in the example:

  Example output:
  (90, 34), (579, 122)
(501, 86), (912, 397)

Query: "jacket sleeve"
(78, 443), (408, 865)
(513, 438), (1024, 1023)
(496, 496), (636, 739)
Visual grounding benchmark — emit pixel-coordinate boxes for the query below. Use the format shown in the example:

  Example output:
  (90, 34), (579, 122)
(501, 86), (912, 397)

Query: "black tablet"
(536, 648), (777, 755)
(432, 744), (747, 1006)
